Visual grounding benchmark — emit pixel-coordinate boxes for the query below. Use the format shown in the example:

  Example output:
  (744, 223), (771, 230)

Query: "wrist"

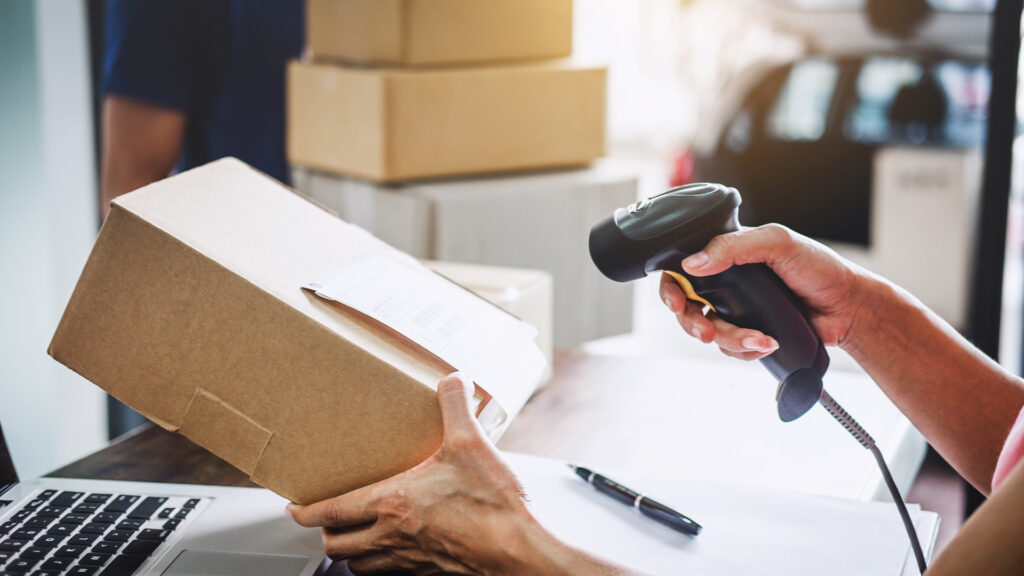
(499, 512), (630, 576)
(838, 269), (899, 359)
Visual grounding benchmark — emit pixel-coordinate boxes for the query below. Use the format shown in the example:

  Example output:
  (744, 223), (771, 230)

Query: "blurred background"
(0, 0), (1018, 551)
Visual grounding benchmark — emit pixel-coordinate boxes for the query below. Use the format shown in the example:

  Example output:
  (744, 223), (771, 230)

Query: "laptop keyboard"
(0, 489), (209, 575)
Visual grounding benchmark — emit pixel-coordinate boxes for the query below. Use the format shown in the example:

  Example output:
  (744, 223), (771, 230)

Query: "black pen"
(569, 465), (702, 536)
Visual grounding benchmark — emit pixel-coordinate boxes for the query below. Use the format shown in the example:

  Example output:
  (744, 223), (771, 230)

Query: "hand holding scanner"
(589, 183), (827, 422)
(588, 183), (928, 573)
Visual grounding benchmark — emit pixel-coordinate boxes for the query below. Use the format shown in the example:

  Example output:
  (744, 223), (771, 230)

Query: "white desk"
(501, 347), (927, 504)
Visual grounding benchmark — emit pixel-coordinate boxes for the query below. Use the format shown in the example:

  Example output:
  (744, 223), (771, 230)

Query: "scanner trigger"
(664, 270), (717, 313)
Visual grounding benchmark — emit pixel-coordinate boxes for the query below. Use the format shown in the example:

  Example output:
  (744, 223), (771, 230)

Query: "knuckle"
(763, 223), (795, 245)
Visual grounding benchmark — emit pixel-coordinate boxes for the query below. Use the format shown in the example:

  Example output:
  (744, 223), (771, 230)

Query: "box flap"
(180, 389), (273, 474)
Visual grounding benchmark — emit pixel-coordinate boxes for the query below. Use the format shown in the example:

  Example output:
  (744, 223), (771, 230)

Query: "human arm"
(100, 96), (184, 219)
(925, 457), (1024, 575)
(287, 374), (636, 576)
(660, 224), (1024, 494)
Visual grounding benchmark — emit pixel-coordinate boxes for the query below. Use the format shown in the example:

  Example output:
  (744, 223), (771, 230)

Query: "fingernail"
(742, 336), (778, 352)
(683, 252), (709, 269)
(691, 326), (703, 340)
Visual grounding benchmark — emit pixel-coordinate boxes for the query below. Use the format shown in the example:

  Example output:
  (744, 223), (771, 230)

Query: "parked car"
(674, 2), (991, 246)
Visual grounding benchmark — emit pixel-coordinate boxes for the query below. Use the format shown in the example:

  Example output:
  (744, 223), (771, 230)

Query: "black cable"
(818, 391), (927, 574)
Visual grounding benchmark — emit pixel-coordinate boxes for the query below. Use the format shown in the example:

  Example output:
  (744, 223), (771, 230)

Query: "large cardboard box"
(293, 163), (638, 346)
(306, 0), (573, 66)
(48, 158), (544, 505)
(286, 59), (607, 182)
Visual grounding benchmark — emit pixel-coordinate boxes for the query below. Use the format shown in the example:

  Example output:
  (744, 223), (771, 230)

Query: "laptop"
(0, 422), (328, 576)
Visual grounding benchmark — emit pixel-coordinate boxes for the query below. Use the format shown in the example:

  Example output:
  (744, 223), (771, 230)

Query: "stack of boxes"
(288, 0), (638, 347)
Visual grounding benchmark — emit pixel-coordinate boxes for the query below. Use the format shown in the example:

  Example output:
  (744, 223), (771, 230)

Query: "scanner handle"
(668, 263), (829, 421)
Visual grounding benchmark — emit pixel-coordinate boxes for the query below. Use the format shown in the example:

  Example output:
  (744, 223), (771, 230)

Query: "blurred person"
(289, 225), (1024, 576)
(100, 0), (302, 218)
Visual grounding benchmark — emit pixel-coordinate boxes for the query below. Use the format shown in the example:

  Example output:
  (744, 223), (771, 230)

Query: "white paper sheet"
(506, 452), (936, 576)
(307, 252), (547, 421)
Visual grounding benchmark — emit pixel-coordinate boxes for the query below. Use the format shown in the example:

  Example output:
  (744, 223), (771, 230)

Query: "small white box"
(293, 163), (638, 346)
(424, 261), (553, 384)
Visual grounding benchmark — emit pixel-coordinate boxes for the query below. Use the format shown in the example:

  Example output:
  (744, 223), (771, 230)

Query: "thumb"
(437, 372), (480, 440)
(682, 224), (797, 277)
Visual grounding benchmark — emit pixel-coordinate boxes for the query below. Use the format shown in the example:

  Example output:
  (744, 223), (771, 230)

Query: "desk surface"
(49, 350), (924, 502)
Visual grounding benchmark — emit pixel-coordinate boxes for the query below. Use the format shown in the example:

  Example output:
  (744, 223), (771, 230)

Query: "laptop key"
(121, 539), (159, 557)
(91, 514), (118, 525)
(161, 519), (181, 531)
(136, 529), (169, 542)
(41, 556), (75, 570)
(67, 565), (100, 575)
(78, 553), (110, 567)
(0, 539), (30, 551)
(54, 545), (85, 558)
(11, 529), (42, 541)
(0, 549), (13, 563)
(22, 499), (46, 511)
(33, 535), (64, 548)
(156, 508), (173, 519)
(83, 495), (110, 505)
(73, 503), (101, 515)
(59, 514), (89, 526)
(0, 521), (20, 534)
(35, 507), (63, 519)
(79, 524), (108, 536)
(22, 518), (54, 531)
(50, 492), (84, 508)
(102, 497), (138, 515)
(37, 490), (57, 501)
(67, 534), (99, 547)
(45, 525), (74, 537)
(101, 531), (131, 543)
(126, 497), (166, 521)
(90, 542), (121, 555)
(4, 557), (39, 572)
(12, 510), (32, 522)
(17, 547), (49, 560)
(113, 520), (141, 532)
(97, 554), (145, 576)
(182, 499), (199, 509)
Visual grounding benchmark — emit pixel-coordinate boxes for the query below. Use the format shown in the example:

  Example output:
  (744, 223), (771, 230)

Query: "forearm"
(100, 96), (184, 218)
(842, 273), (1024, 493)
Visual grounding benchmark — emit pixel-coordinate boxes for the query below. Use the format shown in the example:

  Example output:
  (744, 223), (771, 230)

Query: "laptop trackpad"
(161, 550), (309, 576)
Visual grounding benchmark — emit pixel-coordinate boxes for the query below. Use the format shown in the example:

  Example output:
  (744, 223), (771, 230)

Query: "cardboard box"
(424, 261), (553, 382)
(306, 0), (573, 66)
(293, 162), (638, 346)
(49, 158), (544, 505)
(286, 59), (607, 182)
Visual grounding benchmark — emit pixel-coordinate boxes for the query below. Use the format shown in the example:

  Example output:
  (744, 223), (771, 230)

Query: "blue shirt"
(103, 0), (304, 184)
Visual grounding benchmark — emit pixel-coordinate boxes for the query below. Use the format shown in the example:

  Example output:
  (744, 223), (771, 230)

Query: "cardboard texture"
(293, 163), (638, 346)
(48, 158), (542, 505)
(306, 0), (573, 66)
(286, 59), (607, 182)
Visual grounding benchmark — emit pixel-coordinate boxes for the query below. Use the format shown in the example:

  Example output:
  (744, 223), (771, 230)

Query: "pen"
(569, 465), (702, 536)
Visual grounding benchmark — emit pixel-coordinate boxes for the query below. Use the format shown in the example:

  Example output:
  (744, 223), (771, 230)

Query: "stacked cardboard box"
(288, 0), (636, 346)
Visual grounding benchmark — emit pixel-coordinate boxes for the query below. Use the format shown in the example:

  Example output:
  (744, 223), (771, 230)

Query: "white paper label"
(307, 253), (546, 421)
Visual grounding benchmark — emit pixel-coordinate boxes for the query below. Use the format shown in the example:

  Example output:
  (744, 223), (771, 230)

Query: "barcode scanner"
(589, 183), (928, 573)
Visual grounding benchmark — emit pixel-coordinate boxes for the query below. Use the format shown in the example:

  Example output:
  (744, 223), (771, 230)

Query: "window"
(767, 58), (839, 142)
(845, 57), (922, 143)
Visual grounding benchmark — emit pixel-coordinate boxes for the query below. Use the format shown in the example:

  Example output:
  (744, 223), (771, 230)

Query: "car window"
(845, 57), (923, 143)
(767, 58), (840, 142)
(935, 60), (990, 147)
(844, 57), (989, 147)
